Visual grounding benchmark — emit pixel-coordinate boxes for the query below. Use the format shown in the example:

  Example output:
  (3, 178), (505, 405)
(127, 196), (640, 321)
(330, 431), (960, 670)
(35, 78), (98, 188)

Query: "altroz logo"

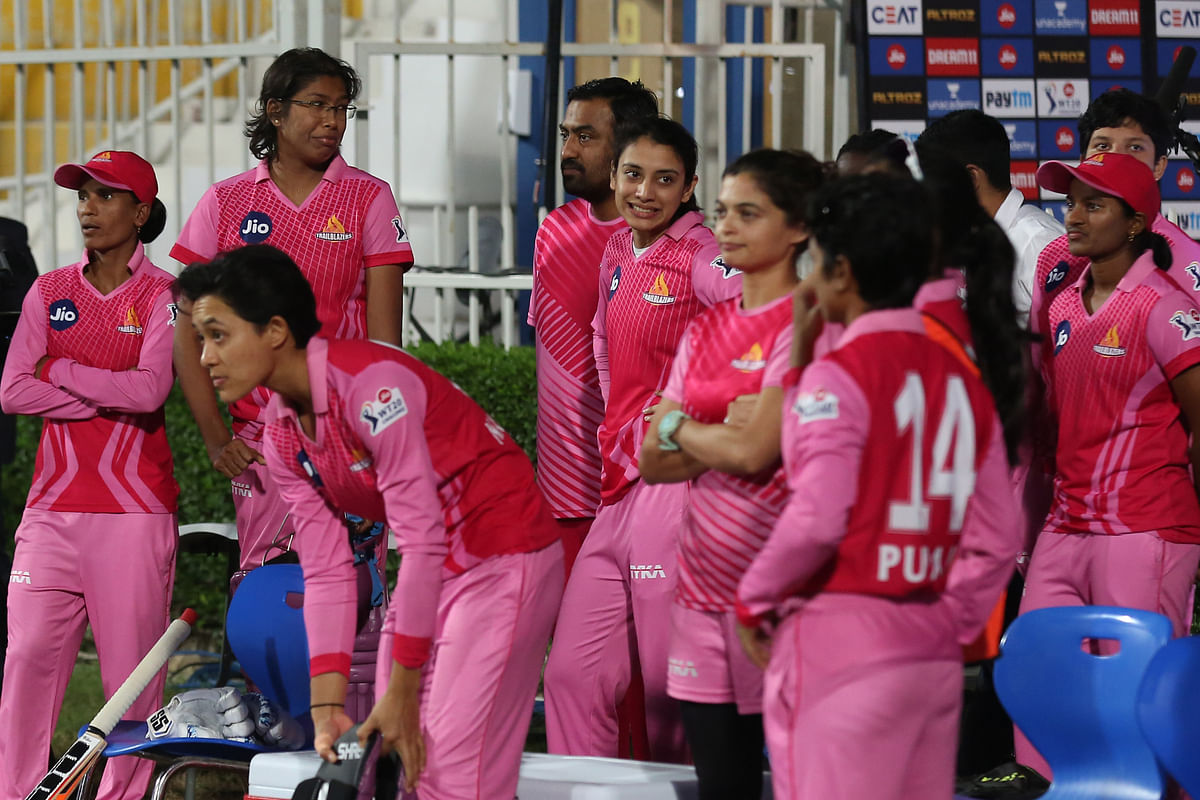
(1037, 49), (1086, 64)
(630, 564), (667, 579)
(9, 570), (31, 585)
(873, 90), (924, 104)
(927, 7), (975, 21)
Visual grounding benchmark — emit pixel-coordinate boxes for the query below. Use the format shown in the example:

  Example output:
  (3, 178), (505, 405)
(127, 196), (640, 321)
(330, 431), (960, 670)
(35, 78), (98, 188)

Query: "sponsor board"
(1157, 0), (1200, 37)
(870, 37), (926, 75)
(1035, 36), (1089, 77)
(927, 78), (982, 115)
(1003, 120), (1039, 158)
(1038, 120), (1080, 157)
(1011, 160), (1040, 200)
(1090, 78), (1142, 99)
(869, 119), (927, 143)
(1037, 78), (1089, 117)
(983, 78), (1038, 116)
(870, 76), (927, 118)
(1157, 38), (1200, 75)
(926, 36), (981, 75)
(982, 38), (1035, 75)
(1035, 0), (1088, 33)
(1163, 160), (1200, 200)
(868, 0), (924, 34)
(982, 0), (1033, 33)
(1167, 202), (1200, 239)
(1088, 0), (1142, 34)
(924, 0), (981, 34)
(1089, 38), (1141, 74)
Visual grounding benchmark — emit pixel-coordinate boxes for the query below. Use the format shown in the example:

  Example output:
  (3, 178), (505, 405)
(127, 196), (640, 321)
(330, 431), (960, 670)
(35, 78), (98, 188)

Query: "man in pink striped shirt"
(529, 77), (657, 573)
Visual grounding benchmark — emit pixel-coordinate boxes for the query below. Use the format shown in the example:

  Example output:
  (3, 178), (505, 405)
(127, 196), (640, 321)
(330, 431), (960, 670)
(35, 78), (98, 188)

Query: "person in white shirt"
(918, 110), (1064, 328)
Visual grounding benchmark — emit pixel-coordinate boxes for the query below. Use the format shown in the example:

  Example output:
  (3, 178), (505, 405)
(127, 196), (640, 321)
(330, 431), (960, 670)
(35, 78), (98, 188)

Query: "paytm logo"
(1037, 78), (1089, 117)
(1168, 202), (1200, 239)
(868, 0), (923, 33)
(1004, 120), (1038, 158)
(982, 0), (1032, 33)
(983, 78), (1037, 116)
(1089, 38), (1141, 75)
(983, 39), (1034, 75)
(1158, 1), (1200, 36)
(870, 38), (925, 75)
(927, 78), (981, 116)
(1034, 0), (1087, 32)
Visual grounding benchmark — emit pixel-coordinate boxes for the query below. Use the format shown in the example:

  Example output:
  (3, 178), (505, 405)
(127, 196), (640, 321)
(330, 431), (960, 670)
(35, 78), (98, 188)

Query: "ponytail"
(139, 198), (167, 244)
(1146, 231), (1172, 271)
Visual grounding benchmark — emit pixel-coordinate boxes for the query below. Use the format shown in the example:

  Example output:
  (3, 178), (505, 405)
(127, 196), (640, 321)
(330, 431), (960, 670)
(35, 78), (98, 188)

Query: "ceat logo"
(998, 2), (1016, 27)
(1063, 82), (1075, 97)
(1179, 169), (1196, 192)
(1056, 127), (1075, 150)
(888, 43), (908, 68)
(1107, 45), (1126, 68)
(873, 4), (920, 24)
(999, 44), (1018, 68)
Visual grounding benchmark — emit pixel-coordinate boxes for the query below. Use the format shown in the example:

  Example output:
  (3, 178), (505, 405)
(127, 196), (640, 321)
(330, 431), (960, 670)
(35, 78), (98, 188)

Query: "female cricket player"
(176, 244), (562, 799)
(737, 173), (1021, 800)
(0, 151), (176, 800)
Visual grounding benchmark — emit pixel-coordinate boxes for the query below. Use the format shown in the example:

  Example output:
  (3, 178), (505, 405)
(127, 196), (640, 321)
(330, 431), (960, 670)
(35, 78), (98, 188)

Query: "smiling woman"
(0, 150), (178, 800)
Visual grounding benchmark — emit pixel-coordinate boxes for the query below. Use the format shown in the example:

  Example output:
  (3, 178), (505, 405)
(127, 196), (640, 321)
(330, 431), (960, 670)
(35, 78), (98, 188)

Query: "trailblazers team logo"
(732, 342), (767, 372)
(1044, 260), (1070, 292)
(1093, 325), (1127, 357)
(117, 307), (144, 335)
(315, 214), (353, 241)
(795, 387), (839, 423)
(48, 299), (79, 331)
(348, 448), (373, 473)
(608, 265), (622, 300)
(1053, 319), (1071, 354)
(712, 256), (741, 279)
(239, 211), (272, 243)
(1170, 309), (1200, 341)
(361, 387), (408, 435)
(643, 272), (677, 305)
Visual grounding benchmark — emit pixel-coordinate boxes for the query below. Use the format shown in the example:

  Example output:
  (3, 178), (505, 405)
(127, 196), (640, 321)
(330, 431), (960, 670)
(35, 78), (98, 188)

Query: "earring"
(1128, 232), (1136, 242)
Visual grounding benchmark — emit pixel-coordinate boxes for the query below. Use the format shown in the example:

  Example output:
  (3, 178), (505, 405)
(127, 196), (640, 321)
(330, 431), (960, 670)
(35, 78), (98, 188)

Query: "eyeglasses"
(282, 98), (357, 119)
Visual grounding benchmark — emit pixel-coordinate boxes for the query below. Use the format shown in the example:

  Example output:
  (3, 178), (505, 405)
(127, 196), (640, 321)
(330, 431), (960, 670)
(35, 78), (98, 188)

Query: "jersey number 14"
(888, 371), (977, 534)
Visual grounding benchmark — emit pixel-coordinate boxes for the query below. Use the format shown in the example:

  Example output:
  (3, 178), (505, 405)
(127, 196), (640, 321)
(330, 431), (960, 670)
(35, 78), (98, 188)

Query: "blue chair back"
(993, 606), (1172, 800)
(1137, 634), (1200, 796)
(225, 563), (311, 716)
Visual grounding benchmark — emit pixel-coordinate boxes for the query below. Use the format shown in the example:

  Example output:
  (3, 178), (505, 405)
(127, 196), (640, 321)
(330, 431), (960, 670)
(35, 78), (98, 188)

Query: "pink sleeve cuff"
(40, 357), (62, 382)
(309, 652), (352, 678)
(392, 633), (433, 668)
(364, 248), (414, 269)
(1164, 348), (1200, 381)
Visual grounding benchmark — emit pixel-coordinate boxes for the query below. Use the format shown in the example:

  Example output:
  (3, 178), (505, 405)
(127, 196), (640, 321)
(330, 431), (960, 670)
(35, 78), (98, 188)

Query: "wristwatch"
(657, 409), (690, 451)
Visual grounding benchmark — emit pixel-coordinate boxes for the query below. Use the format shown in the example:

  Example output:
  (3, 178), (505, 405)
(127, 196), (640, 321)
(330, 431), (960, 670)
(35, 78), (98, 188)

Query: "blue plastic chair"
(1137, 634), (1200, 796)
(82, 564), (313, 800)
(992, 605), (1172, 800)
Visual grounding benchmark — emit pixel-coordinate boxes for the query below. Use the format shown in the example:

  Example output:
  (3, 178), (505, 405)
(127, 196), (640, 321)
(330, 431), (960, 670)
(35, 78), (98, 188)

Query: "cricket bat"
(25, 608), (198, 800)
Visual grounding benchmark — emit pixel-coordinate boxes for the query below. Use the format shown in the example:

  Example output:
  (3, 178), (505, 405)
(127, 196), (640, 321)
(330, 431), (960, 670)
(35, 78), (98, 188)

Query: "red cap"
(54, 150), (158, 204)
(1036, 152), (1159, 220)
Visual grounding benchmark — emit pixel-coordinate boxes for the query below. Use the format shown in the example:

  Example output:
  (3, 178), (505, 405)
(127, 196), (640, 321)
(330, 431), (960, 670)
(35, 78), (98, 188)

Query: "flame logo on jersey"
(642, 272), (676, 305)
(731, 342), (767, 372)
(1092, 325), (1126, 357)
(348, 447), (374, 473)
(315, 214), (353, 241)
(116, 306), (144, 335)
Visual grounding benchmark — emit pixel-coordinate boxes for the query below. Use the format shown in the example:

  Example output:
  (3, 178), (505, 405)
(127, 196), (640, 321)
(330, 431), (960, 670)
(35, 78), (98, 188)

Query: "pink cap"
(54, 150), (158, 204)
(1036, 152), (1160, 220)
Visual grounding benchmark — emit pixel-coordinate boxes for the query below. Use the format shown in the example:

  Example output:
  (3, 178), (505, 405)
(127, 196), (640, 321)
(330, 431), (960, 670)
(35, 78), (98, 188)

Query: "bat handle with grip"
(88, 609), (197, 736)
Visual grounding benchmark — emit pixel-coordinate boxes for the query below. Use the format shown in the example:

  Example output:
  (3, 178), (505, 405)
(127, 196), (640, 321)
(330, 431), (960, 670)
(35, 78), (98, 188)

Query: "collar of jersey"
(835, 307), (925, 350)
(254, 153), (348, 184)
(1069, 247), (1158, 296)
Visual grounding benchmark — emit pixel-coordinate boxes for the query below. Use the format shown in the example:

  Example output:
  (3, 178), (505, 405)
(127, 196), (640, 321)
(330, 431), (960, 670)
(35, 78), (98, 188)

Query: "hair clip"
(901, 138), (924, 181)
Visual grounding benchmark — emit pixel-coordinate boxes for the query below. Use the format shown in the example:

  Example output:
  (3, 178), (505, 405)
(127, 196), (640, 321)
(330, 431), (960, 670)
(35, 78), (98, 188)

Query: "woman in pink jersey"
(0, 152), (177, 800)
(635, 148), (828, 798)
(172, 47), (412, 572)
(735, 173), (1021, 800)
(1013, 154), (1200, 778)
(544, 116), (742, 762)
(176, 245), (561, 799)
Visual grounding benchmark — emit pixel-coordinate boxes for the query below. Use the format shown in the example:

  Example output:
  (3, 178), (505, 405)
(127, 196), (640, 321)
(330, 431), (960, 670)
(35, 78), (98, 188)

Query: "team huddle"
(2, 45), (1199, 800)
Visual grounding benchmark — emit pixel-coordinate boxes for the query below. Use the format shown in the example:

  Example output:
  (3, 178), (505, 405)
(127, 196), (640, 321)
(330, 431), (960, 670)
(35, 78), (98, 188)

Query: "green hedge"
(1, 341), (536, 643)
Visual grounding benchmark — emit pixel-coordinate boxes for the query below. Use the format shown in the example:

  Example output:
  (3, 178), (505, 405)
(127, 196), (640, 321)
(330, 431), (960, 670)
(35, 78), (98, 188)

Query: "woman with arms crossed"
(638, 148), (828, 798)
(736, 173), (1021, 800)
(0, 152), (176, 800)
(177, 245), (561, 799)
(172, 47), (412, 571)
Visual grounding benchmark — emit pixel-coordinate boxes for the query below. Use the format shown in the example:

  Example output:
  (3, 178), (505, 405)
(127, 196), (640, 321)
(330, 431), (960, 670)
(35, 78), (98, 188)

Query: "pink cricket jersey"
(172, 155), (413, 435)
(1043, 250), (1200, 541)
(528, 199), (625, 518)
(263, 338), (559, 676)
(916, 270), (971, 352)
(661, 293), (792, 611)
(593, 210), (742, 505)
(737, 308), (1020, 643)
(0, 244), (178, 513)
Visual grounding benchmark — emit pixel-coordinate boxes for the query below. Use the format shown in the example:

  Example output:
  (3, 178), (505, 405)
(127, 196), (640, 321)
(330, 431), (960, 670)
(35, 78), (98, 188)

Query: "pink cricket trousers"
(1014, 529), (1200, 779)
(1, 509), (176, 800)
(765, 593), (962, 800)
(543, 479), (689, 763)
(378, 541), (564, 799)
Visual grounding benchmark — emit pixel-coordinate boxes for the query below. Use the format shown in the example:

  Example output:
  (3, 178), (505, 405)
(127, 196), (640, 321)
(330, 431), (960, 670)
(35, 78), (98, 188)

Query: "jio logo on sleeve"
(238, 211), (273, 244)
(1054, 319), (1071, 355)
(48, 299), (79, 331)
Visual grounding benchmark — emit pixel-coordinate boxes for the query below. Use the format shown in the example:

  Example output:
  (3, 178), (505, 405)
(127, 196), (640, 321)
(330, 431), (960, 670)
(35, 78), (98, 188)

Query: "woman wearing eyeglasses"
(171, 48), (413, 575)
